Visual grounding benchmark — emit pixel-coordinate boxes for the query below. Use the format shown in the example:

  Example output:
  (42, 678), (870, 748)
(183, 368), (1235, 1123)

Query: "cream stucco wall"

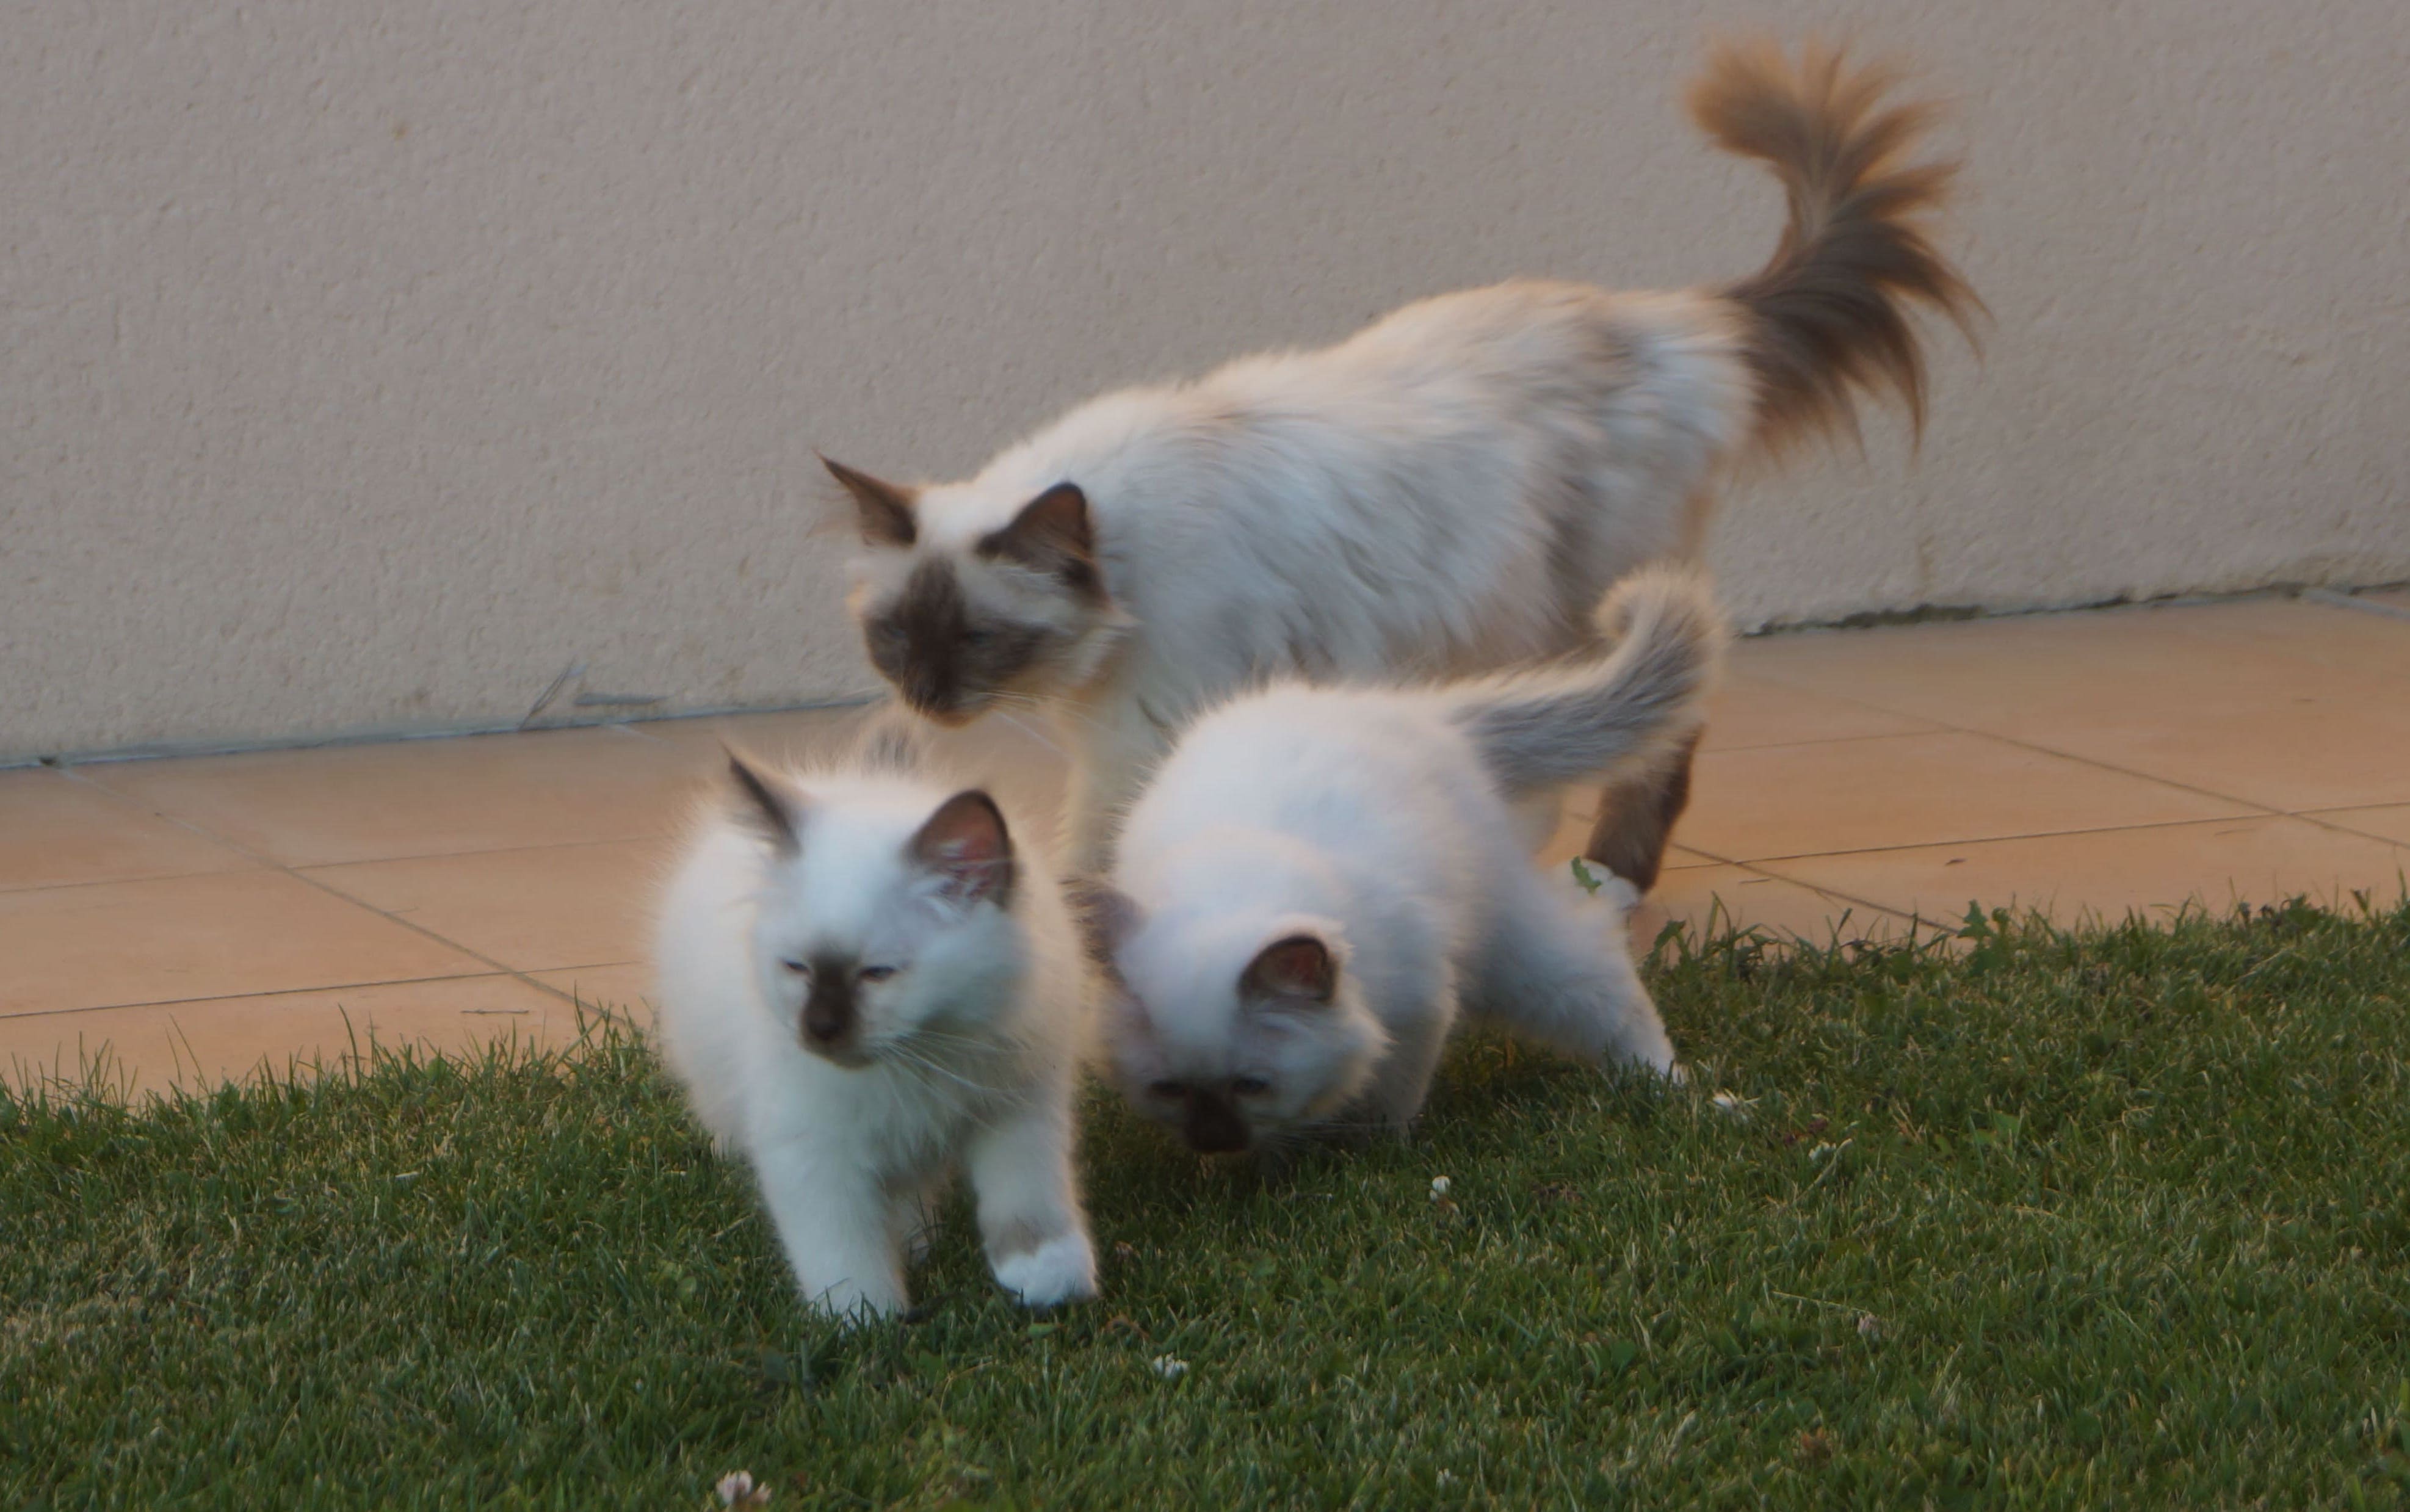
(6, 1), (2406, 761)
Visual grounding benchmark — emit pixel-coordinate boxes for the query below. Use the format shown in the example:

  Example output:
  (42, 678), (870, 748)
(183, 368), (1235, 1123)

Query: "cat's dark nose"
(802, 978), (856, 1051)
(1182, 1091), (1250, 1154)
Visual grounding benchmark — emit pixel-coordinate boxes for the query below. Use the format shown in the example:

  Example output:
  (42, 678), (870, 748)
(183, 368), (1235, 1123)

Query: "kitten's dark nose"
(802, 975), (856, 1051)
(1182, 1090), (1250, 1154)
(905, 682), (976, 728)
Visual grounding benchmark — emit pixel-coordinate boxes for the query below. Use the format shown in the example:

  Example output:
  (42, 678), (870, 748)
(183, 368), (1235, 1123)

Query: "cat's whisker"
(989, 689), (1115, 745)
(986, 707), (1068, 759)
(880, 1043), (1011, 1099)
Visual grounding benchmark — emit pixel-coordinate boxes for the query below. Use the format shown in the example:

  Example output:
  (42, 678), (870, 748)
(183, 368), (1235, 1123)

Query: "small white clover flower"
(1429, 1176), (1452, 1199)
(1857, 1314), (1885, 1341)
(1709, 1090), (1754, 1120)
(1151, 1355), (1189, 1381)
(715, 1470), (770, 1507)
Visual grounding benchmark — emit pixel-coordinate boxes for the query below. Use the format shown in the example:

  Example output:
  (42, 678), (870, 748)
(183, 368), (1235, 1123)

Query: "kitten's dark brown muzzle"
(1182, 1091), (1251, 1154)
(908, 698), (980, 729)
(802, 972), (859, 1058)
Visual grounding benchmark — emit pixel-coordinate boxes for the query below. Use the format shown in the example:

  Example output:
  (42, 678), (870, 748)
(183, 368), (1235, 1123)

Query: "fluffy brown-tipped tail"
(1691, 36), (1981, 454)
(1448, 568), (1725, 800)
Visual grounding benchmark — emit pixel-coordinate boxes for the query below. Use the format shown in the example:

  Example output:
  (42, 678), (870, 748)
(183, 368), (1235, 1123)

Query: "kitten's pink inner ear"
(1244, 934), (1336, 1003)
(979, 482), (1101, 595)
(725, 750), (803, 856)
(909, 790), (1016, 906)
(819, 454), (917, 549)
(1013, 483), (1091, 557)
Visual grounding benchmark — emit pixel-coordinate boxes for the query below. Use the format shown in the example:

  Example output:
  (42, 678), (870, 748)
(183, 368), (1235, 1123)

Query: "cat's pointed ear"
(1066, 877), (1143, 963)
(977, 482), (1101, 598)
(1241, 931), (1339, 1005)
(819, 454), (917, 549)
(725, 750), (803, 858)
(910, 789), (1016, 908)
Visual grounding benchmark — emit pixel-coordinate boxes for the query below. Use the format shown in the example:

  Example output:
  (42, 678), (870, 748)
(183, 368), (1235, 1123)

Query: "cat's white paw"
(809, 1280), (908, 1328)
(1590, 872), (1644, 915)
(1569, 862), (1645, 914)
(991, 1231), (1098, 1309)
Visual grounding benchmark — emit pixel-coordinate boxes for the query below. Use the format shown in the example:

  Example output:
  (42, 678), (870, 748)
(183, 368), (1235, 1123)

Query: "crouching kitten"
(652, 728), (1098, 1319)
(1083, 568), (1723, 1154)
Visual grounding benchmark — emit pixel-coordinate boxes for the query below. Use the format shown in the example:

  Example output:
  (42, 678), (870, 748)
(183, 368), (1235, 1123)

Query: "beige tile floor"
(6, 591), (2408, 1095)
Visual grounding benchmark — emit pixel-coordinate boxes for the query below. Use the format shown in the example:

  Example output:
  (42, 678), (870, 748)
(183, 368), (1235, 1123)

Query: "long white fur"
(1093, 570), (1724, 1147)
(652, 761), (1097, 1320)
(851, 283), (1749, 868)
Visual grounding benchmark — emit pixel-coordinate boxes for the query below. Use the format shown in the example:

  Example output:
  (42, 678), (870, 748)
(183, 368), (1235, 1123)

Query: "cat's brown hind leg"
(1581, 730), (1701, 894)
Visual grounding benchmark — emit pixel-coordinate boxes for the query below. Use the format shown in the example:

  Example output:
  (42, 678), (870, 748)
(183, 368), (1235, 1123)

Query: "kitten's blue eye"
(1231, 1077), (1270, 1098)
(780, 959), (810, 976)
(858, 964), (897, 983)
(1148, 1080), (1189, 1101)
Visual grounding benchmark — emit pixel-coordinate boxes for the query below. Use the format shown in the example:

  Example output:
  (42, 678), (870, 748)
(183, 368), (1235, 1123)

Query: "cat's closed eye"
(1231, 1076), (1270, 1097)
(780, 958), (811, 977)
(961, 628), (995, 648)
(859, 964), (898, 983)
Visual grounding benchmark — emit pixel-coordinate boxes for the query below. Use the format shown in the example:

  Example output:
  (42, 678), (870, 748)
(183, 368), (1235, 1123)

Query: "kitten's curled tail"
(1447, 568), (1725, 800)
(1692, 35), (1981, 455)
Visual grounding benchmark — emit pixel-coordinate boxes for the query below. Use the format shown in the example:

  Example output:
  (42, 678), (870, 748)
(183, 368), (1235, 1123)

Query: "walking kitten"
(1079, 568), (1723, 1154)
(820, 38), (1975, 881)
(651, 725), (1097, 1319)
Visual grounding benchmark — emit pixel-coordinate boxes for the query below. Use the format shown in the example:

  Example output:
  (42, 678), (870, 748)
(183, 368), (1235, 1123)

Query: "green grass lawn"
(7, 900), (2409, 1509)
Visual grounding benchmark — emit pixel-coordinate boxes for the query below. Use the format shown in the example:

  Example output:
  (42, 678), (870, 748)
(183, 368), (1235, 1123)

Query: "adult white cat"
(822, 38), (1974, 880)
(651, 726), (1097, 1320)
(1080, 568), (1723, 1154)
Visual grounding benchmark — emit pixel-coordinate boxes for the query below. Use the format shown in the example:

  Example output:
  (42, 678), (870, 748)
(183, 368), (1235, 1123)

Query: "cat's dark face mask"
(832, 462), (1115, 726)
(1173, 1086), (1252, 1154)
(861, 560), (1049, 728)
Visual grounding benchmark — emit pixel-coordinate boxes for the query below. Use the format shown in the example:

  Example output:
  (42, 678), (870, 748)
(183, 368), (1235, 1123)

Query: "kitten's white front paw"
(1590, 872), (1643, 915)
(991, 1231), (1098, 1309)
(809, 1281), (908, 1328)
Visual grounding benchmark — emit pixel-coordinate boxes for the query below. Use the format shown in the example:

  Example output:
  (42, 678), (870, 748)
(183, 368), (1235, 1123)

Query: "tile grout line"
(54, 766), (594, 1011)
(1699, 728), (1941, 756)
(1707, 685), (2313, 829)
(1688, 811), (2308, 870)
(0, 961), (651, 1024)
(1667, 664), (2409, 917)
(293, 832), (674, 873)
(1963, 727), (2392, 827)
(0, 969), (536, 1023)
(0, 863), (259, 900)
(2284, 809), (2410, 853)
(1717, 677), (2410, 841)
(0, 830), (676, 899)
(1748, 839), (2409, 922)
(1723, 863), (1940, 942)
(1638, 839), (1938, 942)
